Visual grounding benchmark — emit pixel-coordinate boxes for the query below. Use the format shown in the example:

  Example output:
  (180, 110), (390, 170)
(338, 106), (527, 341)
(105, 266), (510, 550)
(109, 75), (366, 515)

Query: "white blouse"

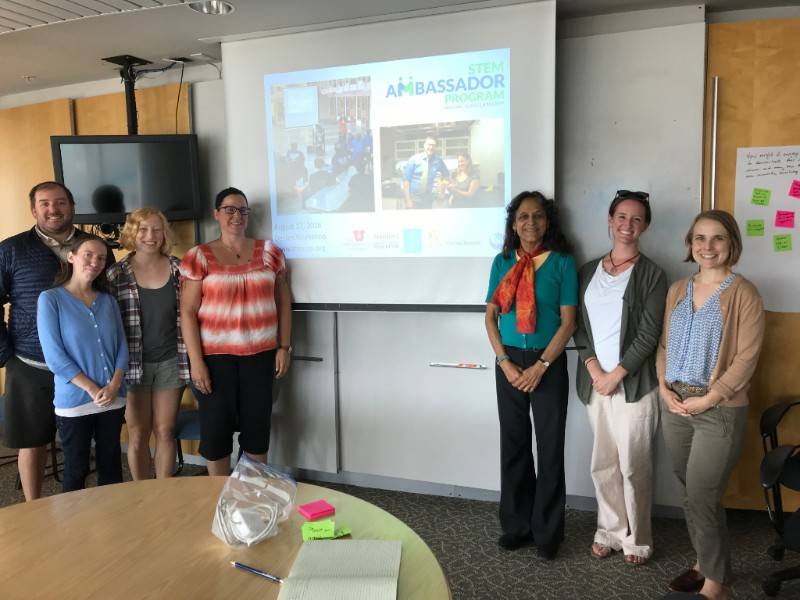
(584, 261), (633, 373)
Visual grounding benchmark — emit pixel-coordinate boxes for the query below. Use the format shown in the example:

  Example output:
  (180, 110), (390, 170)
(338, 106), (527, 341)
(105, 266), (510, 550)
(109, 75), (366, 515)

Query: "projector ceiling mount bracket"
(101, 55), (152, 135)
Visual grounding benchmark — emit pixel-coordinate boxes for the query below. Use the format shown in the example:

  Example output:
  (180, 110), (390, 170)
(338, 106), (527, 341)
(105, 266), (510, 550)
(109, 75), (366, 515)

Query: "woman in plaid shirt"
(107, 208), (189, 479)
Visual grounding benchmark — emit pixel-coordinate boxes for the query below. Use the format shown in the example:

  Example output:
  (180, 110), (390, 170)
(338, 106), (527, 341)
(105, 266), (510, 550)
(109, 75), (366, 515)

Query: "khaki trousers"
(586, 387), (659, 558)
(661, 403), (748, 584)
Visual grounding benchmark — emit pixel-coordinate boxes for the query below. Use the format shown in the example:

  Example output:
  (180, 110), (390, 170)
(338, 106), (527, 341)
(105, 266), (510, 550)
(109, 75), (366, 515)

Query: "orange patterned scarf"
(491, 246), (544, 334)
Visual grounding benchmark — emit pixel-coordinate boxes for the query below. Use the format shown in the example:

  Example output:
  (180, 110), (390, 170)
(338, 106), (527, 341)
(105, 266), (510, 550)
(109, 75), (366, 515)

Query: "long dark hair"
(53, 234), (111, 293)
(501, 191), (573, 258)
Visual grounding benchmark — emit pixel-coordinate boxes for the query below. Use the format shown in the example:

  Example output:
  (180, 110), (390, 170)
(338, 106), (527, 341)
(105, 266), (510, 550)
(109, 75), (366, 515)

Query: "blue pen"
(230, 561), (284, 584)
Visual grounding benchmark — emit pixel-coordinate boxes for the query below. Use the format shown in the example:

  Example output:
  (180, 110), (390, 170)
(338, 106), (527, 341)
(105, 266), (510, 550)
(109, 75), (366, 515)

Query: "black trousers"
(56, 407), (124, 493)
(192, 350), (276, 461)
(496, 346), (569, 549)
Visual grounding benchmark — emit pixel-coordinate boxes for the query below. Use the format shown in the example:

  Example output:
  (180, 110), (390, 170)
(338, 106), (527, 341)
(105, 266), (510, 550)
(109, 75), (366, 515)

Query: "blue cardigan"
(0, 227), (114, 366)
(37, 287), (128, 410)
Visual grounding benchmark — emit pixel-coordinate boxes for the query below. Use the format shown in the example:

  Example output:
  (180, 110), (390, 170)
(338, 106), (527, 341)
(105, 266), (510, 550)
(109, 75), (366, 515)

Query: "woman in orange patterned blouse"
(180, 187), (292, 476)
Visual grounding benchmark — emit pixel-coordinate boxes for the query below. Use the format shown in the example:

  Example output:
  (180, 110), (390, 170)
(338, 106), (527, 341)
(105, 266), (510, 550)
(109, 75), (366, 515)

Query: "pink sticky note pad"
(298, 499), (335, 520)
(790, 180), (800, 199)
(775, 210), (795, 228)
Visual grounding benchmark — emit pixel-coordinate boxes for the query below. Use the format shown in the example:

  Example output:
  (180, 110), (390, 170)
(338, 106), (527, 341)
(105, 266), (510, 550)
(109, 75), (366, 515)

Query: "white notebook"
(277, 540), (402, 600)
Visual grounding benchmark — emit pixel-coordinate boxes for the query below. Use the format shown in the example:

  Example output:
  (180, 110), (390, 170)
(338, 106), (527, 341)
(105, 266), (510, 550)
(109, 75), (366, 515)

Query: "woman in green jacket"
(574, 190), (667, 565)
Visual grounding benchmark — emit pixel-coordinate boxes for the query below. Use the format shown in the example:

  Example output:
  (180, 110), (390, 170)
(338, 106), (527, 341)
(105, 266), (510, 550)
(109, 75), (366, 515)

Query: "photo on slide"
(380, 119), (505, 211)
(269, 76), (375, 215)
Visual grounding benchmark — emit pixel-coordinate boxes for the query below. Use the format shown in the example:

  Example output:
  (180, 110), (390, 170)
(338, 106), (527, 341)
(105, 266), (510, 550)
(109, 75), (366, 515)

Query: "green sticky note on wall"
(751, 188), (771, 205)
(746, 220), (765, 236)
(302, 519), (336, 540)
(774, 234), (792, 252)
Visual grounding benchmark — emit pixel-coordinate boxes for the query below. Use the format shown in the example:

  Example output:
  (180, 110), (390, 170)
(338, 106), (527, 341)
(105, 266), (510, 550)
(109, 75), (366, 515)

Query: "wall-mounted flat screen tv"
(51, 134), (202, 224)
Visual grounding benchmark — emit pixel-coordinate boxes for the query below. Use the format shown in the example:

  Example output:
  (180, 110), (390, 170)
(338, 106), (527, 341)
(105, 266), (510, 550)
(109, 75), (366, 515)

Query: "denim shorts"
(128, 356), (183, 392)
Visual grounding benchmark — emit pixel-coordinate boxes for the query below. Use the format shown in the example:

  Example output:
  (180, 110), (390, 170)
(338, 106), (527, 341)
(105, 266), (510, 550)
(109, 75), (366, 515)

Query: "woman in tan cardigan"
(657, 210), (764, 600)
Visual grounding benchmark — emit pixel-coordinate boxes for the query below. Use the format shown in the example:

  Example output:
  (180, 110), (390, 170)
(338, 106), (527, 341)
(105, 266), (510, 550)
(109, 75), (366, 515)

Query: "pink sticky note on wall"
(789, 180), (800, 199)
(775, 210), (795, 228)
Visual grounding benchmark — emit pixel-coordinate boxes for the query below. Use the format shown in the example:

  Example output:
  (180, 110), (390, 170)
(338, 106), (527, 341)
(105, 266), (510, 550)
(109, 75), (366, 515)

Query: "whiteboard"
(734, 145), (800, 312)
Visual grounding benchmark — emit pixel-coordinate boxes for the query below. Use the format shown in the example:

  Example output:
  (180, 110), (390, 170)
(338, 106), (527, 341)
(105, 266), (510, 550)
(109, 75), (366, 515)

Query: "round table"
(0, 477), (450, 599)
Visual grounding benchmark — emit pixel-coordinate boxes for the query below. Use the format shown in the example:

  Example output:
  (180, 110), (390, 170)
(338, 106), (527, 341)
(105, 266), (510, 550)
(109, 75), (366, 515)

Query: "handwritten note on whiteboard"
(735, 146), (800, 312)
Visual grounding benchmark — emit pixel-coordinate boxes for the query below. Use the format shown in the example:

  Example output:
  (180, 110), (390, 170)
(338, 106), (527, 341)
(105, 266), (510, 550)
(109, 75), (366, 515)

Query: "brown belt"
(670, 381), (709, 400)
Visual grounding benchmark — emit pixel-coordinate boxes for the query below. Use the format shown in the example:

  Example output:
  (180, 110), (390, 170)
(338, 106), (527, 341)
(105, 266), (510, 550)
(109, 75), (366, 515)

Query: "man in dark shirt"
(0, 181), (85, 500)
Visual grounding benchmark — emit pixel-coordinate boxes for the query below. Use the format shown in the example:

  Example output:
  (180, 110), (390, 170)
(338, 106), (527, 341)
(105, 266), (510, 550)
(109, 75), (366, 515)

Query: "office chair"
(174, 408), (201, 476)
(759, 399), (800, 597)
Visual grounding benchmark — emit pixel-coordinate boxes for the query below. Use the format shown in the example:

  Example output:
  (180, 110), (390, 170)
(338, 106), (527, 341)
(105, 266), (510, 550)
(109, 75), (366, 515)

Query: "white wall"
(191, 79), (229, 240)
(557, 18), (706, 506)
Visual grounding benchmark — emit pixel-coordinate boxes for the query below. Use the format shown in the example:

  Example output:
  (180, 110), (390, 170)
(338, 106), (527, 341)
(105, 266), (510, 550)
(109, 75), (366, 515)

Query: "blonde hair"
(683, 209), (742, 267)
(119, 208), (175, 255)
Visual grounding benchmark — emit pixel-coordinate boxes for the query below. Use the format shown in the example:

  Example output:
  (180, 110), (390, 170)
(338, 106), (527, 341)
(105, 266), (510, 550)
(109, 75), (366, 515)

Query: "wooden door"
(703, 19), (800, 511)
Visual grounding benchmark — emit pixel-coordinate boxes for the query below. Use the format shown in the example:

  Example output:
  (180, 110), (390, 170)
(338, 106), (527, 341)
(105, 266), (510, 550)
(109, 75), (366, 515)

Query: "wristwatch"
(279, 345), (293, 354)
(537, 357), (550, 368)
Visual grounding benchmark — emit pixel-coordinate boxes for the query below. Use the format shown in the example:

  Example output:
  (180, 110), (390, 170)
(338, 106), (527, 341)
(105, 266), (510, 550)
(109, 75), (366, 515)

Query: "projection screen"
(222, 1), (555, 307)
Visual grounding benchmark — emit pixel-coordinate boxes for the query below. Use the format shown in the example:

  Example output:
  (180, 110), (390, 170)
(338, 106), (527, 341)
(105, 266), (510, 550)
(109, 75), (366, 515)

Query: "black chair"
(759, 399), (800, 597)
(174, 408), (201, 476)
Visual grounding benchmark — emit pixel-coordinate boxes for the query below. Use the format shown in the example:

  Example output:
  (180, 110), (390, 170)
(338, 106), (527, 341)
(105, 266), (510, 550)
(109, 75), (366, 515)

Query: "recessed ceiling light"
(186, 1), (235, 15)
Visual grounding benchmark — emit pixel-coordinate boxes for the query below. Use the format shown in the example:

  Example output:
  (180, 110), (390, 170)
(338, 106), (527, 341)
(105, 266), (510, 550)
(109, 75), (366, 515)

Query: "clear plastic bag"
(211, 455), (297, 547)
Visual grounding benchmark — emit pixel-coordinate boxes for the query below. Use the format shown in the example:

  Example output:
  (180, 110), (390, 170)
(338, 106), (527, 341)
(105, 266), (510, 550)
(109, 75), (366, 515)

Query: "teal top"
(486, 251), (578, 349)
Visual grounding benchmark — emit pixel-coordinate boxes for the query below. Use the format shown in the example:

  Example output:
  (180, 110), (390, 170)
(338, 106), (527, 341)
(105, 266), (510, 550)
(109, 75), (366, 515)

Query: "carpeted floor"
(0, 447), (793, 599)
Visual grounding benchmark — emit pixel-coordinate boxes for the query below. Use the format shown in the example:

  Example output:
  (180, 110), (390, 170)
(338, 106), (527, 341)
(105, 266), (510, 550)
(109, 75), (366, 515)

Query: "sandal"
(590, 543), (612, 558)
(624, 553), (648, 565)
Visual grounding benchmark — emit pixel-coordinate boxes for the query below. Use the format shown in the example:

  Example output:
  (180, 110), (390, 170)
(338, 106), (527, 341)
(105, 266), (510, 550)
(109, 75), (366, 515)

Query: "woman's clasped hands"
(501, 360), (546, 393)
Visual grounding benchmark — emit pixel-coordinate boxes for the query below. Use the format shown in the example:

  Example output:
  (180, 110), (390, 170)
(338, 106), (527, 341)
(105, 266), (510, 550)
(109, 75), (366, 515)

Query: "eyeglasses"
(615, 190), (650, 203)
(218, 206), (251, 216)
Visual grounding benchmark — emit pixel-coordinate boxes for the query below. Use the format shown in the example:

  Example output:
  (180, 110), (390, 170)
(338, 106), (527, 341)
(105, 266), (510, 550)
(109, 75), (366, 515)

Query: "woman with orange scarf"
(485, 191), (578, 560)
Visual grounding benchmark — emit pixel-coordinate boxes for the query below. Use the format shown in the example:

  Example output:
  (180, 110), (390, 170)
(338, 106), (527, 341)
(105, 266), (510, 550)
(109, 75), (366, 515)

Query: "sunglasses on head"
(615, 190), (650, 202)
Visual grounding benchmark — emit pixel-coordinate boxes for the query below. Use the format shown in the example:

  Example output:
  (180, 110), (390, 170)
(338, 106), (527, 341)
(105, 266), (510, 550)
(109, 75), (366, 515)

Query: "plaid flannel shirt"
(107, 254), (190, 385)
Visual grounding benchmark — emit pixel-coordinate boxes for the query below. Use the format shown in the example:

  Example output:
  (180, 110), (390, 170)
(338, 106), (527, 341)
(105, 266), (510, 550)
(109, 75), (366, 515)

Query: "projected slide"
(264, 48), (510, 259)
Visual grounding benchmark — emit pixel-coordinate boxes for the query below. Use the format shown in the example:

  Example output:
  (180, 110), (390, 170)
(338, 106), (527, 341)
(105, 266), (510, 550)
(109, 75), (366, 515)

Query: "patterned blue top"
(665, 274), (736, 386)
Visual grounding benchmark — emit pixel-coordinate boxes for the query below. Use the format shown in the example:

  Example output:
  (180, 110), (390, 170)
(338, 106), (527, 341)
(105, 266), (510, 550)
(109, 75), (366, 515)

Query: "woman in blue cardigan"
(37, 234), (128, 492)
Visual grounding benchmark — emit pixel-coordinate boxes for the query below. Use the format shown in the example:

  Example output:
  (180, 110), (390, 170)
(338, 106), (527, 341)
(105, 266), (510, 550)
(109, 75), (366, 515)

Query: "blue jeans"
(56, 407), (125, 492)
